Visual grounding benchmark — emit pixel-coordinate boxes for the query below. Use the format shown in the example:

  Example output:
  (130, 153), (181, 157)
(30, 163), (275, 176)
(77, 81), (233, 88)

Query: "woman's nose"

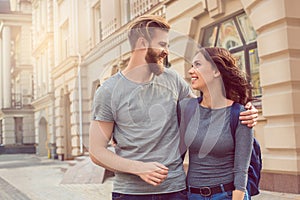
(188, 67), (194, 74)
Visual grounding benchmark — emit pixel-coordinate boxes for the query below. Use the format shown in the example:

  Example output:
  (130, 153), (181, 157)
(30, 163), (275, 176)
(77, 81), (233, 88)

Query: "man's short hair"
(127, 15), (170, 50)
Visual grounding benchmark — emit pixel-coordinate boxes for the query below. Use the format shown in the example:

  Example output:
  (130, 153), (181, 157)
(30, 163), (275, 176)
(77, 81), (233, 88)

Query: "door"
(14, 117), (23, 144)
(38, 118), (48, 156)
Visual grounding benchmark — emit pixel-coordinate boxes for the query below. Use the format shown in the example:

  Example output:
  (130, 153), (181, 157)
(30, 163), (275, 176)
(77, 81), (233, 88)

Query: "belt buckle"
(199, 186), (211, 197)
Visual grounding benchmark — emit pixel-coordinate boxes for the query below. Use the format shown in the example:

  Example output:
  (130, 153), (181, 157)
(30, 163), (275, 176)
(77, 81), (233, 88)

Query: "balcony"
(11, 93), (33, 109)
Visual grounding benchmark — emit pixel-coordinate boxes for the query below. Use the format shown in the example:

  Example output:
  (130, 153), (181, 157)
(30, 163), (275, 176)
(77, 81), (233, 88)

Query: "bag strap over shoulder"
(230, 102), (241, 142)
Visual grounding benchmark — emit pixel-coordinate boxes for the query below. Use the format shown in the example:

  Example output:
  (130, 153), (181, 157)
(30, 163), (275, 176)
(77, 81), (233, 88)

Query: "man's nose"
(162, 49), (169, 57)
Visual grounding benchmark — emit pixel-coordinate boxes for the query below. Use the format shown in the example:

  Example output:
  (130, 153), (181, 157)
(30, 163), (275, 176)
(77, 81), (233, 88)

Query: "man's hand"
(232, 190), (245, 200)
(135, 162), (168, 186)
(240, 102), (258, 128)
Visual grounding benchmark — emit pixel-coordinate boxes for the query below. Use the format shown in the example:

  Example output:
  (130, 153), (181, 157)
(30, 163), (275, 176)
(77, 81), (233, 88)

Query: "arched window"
(202, 12), (261, 100)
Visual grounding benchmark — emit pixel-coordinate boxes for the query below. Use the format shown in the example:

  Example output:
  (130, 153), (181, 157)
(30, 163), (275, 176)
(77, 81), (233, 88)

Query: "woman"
(179, 47), (253, 200)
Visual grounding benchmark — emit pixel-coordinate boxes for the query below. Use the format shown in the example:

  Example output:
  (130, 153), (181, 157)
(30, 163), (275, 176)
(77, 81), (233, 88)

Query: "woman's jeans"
(112, 190), (188, 200)
(188, 189), (250, 200)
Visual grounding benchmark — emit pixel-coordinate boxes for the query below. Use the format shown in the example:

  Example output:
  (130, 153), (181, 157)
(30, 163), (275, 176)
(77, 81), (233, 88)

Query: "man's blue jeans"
(112, 190), (188, 200)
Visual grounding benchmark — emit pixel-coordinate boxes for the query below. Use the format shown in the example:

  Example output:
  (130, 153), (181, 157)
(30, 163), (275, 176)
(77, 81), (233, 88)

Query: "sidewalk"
(0, 154), (299, 200)
(0, 154), (113, 200)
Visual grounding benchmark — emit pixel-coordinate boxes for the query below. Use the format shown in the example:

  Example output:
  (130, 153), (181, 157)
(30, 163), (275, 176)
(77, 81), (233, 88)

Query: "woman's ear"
(213, 69), (221, 78)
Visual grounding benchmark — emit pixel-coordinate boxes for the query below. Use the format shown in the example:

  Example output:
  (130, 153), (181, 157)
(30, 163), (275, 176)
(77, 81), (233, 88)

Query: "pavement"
(0, 154), (113, 200)
(0, 154), (300, 200)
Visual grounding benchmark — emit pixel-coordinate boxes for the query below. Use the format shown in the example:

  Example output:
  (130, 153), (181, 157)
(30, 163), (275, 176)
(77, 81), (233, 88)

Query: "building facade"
(0, 0), (35, 152)
(31, 0), (55, 157)
(0, 0), (300, 193)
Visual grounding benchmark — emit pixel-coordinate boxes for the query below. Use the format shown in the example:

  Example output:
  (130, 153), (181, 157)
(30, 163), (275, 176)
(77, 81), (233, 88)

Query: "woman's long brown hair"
(199, 47), (253, 105)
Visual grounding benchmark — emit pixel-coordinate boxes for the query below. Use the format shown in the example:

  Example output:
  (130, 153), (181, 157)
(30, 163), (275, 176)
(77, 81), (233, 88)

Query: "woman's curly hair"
(198, 47), (253, 105)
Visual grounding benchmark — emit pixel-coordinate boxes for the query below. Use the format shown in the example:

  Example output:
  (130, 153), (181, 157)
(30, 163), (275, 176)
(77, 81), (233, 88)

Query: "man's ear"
(136, 37), (149, 49)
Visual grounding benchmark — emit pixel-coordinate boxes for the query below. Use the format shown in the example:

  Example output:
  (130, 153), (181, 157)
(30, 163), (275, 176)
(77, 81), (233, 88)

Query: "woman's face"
(189, 52), (217, 91)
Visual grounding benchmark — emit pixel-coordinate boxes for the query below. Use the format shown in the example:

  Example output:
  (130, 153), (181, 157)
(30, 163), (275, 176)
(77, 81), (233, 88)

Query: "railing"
(100, 0), (163, 40)
(102, 18), (117, 40)
(131, 0), (162, 19)
(11, 93), (33, 109)
(12, 93), (22, 109)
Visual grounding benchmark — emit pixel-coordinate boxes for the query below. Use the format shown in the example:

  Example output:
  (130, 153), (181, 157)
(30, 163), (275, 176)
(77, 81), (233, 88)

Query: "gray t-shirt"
(92, 68), (191, 194)
(179, 98), (253, 192)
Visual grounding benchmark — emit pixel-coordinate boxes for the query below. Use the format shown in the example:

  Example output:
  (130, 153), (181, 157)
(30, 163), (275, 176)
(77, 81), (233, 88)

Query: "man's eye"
(159, 43), (168, 47)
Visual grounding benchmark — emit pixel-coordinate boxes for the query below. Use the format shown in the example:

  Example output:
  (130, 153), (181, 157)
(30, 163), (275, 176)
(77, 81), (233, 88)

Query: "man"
(89, 15), (258, 200)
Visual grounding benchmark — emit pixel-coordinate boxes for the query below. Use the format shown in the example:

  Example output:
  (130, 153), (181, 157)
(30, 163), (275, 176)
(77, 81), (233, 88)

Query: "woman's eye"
(194, 62), (201, 67)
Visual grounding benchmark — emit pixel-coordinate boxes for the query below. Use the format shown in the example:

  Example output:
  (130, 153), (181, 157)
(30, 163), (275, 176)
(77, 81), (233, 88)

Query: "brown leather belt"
(188, 182), (235, 197)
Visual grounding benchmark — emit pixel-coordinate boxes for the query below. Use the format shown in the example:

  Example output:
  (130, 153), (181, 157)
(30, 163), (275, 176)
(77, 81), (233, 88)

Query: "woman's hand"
(134, 162), (168, 186)
(240, 102), (258, 127)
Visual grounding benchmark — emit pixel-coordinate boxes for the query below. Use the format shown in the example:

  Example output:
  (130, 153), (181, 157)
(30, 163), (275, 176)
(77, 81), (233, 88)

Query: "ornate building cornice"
(0, 12), (31, 26)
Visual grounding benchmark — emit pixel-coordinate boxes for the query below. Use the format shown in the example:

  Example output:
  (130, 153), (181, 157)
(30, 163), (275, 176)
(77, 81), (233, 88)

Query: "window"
(41, 0), (47, 32)
(93, 2), (101, 44)
(202, 12), (261, 99)
(60, 21), (69, 61)
(0, 120), (2, 144)
(217, 19), (243, 50)
(91, 80), (100, 107)
(121, 0), (131, 25)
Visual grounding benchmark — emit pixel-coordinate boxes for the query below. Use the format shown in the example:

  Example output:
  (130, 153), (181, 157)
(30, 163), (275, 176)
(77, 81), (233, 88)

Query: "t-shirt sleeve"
(178, 99), (190, 155)
(234, 107), (254, 192)
(174, 70), (193, 101)
(91, 85), (114, 122)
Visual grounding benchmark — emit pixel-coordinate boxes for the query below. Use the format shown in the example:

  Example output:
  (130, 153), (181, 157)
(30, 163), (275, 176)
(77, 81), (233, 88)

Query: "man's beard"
(145, 48), (166, 76)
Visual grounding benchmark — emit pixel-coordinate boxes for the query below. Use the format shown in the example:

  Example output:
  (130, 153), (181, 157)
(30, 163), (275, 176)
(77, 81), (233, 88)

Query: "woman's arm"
(233, 119), (253, 199)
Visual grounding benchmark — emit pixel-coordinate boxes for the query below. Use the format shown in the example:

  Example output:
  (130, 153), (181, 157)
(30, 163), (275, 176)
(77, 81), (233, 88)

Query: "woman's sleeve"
(233, 109), (254, 192)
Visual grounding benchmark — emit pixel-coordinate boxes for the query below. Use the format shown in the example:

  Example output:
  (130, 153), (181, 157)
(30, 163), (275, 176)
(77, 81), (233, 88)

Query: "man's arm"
(89, 120), (168, 186)
(186, 92), (258, 128)
(239, 102), (258, 128)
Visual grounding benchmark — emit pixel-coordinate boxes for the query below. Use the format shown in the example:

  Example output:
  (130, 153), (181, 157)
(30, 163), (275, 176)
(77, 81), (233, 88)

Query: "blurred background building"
(0, 0), (299, 194)
(0, 0), (34, 153)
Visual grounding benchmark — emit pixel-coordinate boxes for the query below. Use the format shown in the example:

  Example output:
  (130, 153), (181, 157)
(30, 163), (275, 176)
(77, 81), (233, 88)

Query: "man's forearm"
(89, 152), (116, 172)
(89, 146), (140, 174)
(89, 120), (140, 175)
